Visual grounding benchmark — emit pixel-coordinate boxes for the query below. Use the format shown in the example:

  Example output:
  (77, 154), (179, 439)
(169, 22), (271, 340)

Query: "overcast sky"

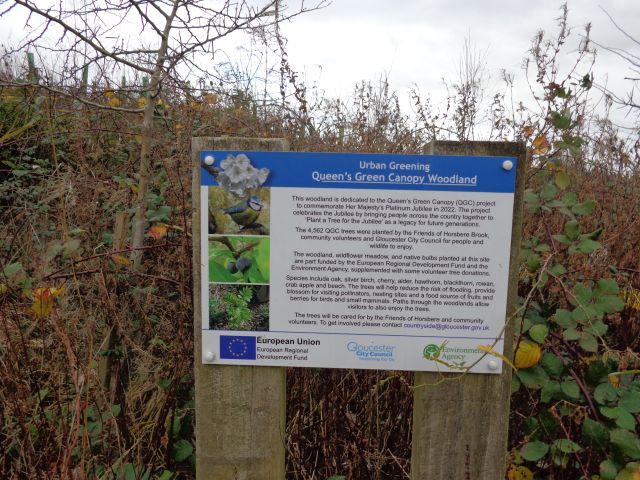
(1, 0), (638, 128)
(276, 0), (639, 127)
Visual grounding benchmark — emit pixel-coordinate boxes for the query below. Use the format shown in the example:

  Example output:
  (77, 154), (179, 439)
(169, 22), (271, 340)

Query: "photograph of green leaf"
(209, 285), (269, 331)
(208, 236), (269, 284)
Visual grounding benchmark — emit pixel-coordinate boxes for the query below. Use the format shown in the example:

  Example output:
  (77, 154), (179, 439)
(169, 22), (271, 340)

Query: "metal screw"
(204, 351), (215, 362)
(502, 160), (514, 171)
(203, 155), (215, 166)
(487, 360), (499, 371)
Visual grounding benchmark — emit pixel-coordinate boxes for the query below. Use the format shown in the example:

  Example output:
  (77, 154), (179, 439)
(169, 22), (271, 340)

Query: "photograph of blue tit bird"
(220, 195), (263, 229)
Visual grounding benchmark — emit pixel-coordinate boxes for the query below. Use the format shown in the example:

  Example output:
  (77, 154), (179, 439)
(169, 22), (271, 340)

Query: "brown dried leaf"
(148, 224), (168, 240)
(532, 135), (550, 155)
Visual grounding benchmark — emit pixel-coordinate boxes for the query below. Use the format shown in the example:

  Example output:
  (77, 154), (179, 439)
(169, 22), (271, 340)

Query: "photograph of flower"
(208, 236), (269, 284)
(208, 284), (269, 331)
(203, 153), (272, 235)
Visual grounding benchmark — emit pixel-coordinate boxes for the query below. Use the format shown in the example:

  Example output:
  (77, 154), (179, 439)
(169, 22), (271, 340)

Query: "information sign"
(199, 151), (517, 373)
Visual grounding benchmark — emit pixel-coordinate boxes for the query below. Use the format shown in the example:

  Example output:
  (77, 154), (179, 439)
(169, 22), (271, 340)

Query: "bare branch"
(12, 0), (155, 74)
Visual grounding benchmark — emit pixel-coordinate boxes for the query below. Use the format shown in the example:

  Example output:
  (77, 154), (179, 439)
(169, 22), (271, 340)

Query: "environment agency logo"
(422, 344), (441, 360)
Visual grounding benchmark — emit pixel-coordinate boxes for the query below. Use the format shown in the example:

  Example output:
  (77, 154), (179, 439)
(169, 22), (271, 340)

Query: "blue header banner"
(200, 151), (517, 193)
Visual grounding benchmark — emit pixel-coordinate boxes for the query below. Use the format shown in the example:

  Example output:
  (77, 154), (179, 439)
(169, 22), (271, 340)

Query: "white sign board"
(199, 152), (517, 373)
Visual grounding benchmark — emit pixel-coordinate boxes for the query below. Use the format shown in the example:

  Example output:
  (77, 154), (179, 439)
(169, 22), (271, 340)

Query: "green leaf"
(524, 190), (540, 210)
(541, 381), (562, 402)
(518, 365), (549, 390)
(171, 439), (194, 462)
(602, 407), (637, 430)
(554, 309), (575, 328)
(579, 333), (599, 353)
(594, 383), (618, 405)
(572, 305), (601, 323)
(574, 283), (593, 304)
(541, 353), (564, 376)
(600, 459), (619, 480)
(553, 87), (572, 99)
(557, 136), (585, 156)
(540, 182), (558, 201)
(553, 438), (581, 453)
(586, 320), (609, 337)
(521, 440), (549, 461)
(551, 111), (572, 129)
(511, 374), (521, 394)
(582, 418), (609, 450)
(158, 470), (174, 480)
(616, 409), (636, 430)
(595, 278), (619, 296)
(327, 477), (346, 480)
(577, 238), (602, 254)
(529, 324), (548, 344)
(610, 429), (640, 459)
(563, 327), (581, 341)
(619, 390), (640, 413)
(585, 227), (604, 240)
(564, 220), (580, 240)
(553, 234), (572, 245)
(526, 253), (541, 273)
(562, 192), (578, 206)
(547, 199), (566, 208)
(147, 205), (172, 222)
(555, 170), (570, 189)
(534, 243), (551, 252)
(561, 380), (581, 400)
(549, 263), (567, 276)
(572, 199), (597, 216)
(595, 295), (625, 314)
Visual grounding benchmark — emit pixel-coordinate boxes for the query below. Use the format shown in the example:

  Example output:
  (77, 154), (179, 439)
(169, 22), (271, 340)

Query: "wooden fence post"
(410, 141), (527, 480)
(192, 137), (289, 480)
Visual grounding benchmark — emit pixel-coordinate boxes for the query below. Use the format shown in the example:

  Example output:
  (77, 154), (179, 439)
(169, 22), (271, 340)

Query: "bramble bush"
(1, 7), (639, 479)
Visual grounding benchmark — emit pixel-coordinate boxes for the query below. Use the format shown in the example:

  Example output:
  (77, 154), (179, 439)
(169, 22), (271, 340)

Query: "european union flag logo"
(220, 335), (257, 360)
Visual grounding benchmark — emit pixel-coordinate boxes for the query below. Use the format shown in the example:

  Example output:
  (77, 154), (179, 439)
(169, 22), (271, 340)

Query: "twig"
(48, 268), (182, 286)
(43, 243), (182, 279)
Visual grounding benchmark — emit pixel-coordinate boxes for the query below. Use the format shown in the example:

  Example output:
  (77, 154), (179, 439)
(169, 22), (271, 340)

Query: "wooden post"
(410, 141), (527, 480)
(192, 137), (288, 480)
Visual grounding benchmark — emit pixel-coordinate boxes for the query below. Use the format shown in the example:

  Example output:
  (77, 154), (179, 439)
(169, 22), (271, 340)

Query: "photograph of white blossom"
(204, 152), (271, 235)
